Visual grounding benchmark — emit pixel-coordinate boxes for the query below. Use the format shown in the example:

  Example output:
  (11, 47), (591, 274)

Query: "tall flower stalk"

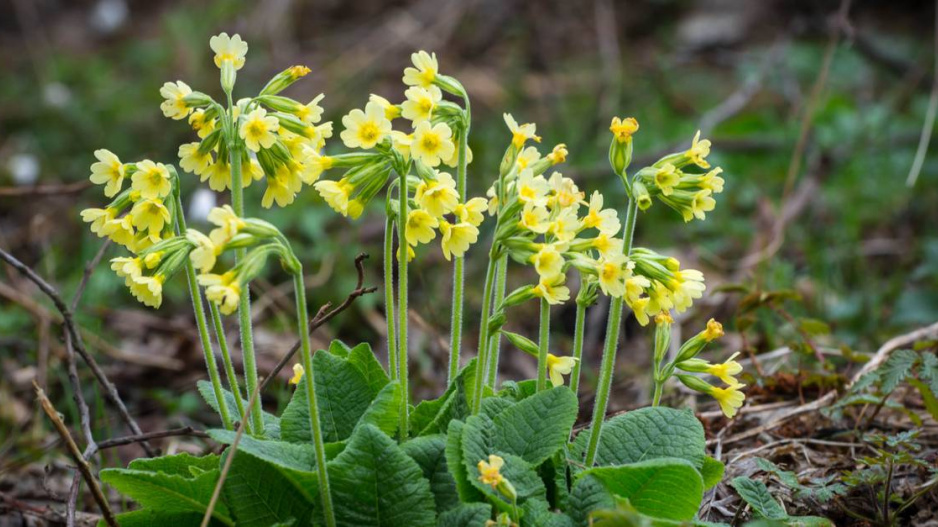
(448, 96), (471, 384)
(536, 298), (551, 391)
(384, 215), (398, 380)
(397, 169), (410, 438)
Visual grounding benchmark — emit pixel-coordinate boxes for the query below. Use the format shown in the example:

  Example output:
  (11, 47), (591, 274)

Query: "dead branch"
(258, 253), (378, 393)
(34, 383), (118, 527)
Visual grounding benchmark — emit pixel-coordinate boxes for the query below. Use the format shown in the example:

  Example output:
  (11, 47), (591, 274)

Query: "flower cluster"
(670, 319), (746, 418)
(165, 32), (332, 208)
(311, 51), (487, 261)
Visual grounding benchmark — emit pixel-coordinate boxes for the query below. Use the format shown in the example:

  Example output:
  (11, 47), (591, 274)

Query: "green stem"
(228, 131), (263, 436)
(570, 297), (587, 397)
(448, 105), (470, 384)
(583, 198), (638, 467)
(536, 298), (551, 392)
(397, 172), (410, 439)
(652, 382), (663, 407)
(384, 216), (398, 381)
(484, 254), (508, 388)
(292, 269), (336, 527)
(172, 186), (232, 430)
(208, 302), (249, 432)
(471, 256), (499, 414)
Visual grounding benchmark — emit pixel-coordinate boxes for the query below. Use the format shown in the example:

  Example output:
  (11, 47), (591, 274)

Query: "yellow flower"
(596, 253), (630, 298)
(159, 81), (193, 120)
(516, 169), (549, 207)
(707, 352), (743, 385)
(646, 280), (674, 315)
(671, 268), (705, 313)
(442, 142), (472, 168)
(347, 198), (365, 219)
(533, 274), (570, 305)
(397, 243), (416, 263)
(299, 150), (333, 185)
(703, 318), (724, 342)
(685, 130), (712, 168)
(199, 271), (242, 315)
(625, 275), (651, 304)
(548, 207), (579, 243)
(710, 383), (745, 418)
(130, 199), (171, 234)
(210, 32), (248, 70)
(516, 146), (541, 170)
(439, 220), (479, 261)
(178, 142), (213, 176)
(143, 251), (163, 269)
(609, 117), (639, 143)
(546, 144), (568, 165)
(547, 354), (578, 387)
(314, 179), (354, 216)
(390, 131), (413, 158)
(369, 94), (402, 120)
(403, 50), (439, 88)
(131, 160), (172, 200)
(530, 243), (566, 278)
(477, 454), (504, 489)
(110, 256), (142, 284)
(689, 189), (716, 221)
(627, 296), (651, 326)
(289, 363), (305, 385)
(128, 274), (164, 309)
(411, 121), (456, 168)
(262, 164), (302, 209)
(415, 172), (459, 217)
(240, 108), (280, 152)
(208, 205), (245, 246)
(295, 94), (326, 124)
(591, 234), (624, 259)
(202, 160), (230, 192)
(548, 172), (583, 210)
(89, 149), (125, 197)
(580, 191), (620, 235)
(519, 203), (550, 234)
(130, 229), (160, 253)
(108, 215), (137, 248)
(504, 113), (541, 148)
(453, 197), (487, 227)
(654, 163), (680, 196)
(700, 167), (724, 193)
(81, 207), (114, 237)
(189, 109), (217, 139)
(186, 230), (219, 273)
(405, 209), (439, 246)
(401, 86), (442, 124)
(340, 101), (393, 149)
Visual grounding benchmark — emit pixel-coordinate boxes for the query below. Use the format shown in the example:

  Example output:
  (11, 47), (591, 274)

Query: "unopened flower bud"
(260, 65), (311, 96)
(502, 331), (539, 357)
(676, 374), (714, 394)
(633, 181), (652, 211)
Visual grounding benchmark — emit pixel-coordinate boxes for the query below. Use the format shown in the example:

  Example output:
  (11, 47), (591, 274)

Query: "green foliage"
(731, 476), (834, 527)
(107, 340), (742, 526)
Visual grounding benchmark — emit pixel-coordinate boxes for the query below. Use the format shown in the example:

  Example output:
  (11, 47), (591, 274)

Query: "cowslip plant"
(80, 33), (748, 527)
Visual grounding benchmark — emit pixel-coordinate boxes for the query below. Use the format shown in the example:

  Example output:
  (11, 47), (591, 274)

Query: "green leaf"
(128, 452), (220, 477)
(570, 407), (706, 472)
(569, 475), (615, 527)
(879, 349), (918, 393)
(280, 349), (375, 443)
(197, 380), (281, 439)
(222, 447), (314, 526)
(356, 381), (402, 438)
(327, 424), (436, 527)
(347, 342), (391, 395)
(493, 387), (578, 465)
(731, 476), (787, 520)
(105, 510), (227, 527)
(329, 339), (352, 358)
(700, 456), (725, 490)
(521, 498), (574, 527)
(581, 458), (704, 521)
(411, 360), (476, 437)
(436, 503), (491, 527)
(919, 352), (938, 395)
(402, 435), (459, 513)
(461, 414), (546, 505)
(445, 419), (483, 502)
(497, 379), (539, 401)
(99, 467), (232, 525)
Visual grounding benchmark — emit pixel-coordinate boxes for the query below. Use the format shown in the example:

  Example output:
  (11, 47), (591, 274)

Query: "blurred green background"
(2, 0), (937, 462)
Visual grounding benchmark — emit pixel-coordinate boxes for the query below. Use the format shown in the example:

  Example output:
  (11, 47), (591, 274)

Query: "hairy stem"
(471, 256), (499, 414)
(584, 198), (638, 466)
(536, 298), (551, 391)
(397, 172), (410, 439)
(570, 296), (588, 397)
(172, 185), (232, 430)
(484, 254), (508, 388)
(293, 269), (336, 527)
(448, 105), (470, 384)
(384, 215), (398, 381)
(208, 302), (248, 431)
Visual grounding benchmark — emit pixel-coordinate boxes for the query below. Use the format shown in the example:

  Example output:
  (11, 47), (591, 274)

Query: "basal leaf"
(700, 456), (726, 490)
(436, 503), (491, 527)
(402, 434), (459, 513)
(412, 360), (476, 437)
(197, 380), (281, 439)
(99, 467), (231, 524)
(730, 476), (787, 520)
(582, 458), (704, 521)
(347, 342), (390, 395)
(222, 447), (314, 526)
(128, 452), (220, 477)
(521, 498), (574, 527)
(462, 414), (546, 505)
(445, 419), (483, 502)
(492, 387), (578, 466)
(570, 407), (706, 472)
(328, 424), (436, 527)
(568, 475), (615, 527)
(356, 381), (401, 437)
(105, 510), (226, 527)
